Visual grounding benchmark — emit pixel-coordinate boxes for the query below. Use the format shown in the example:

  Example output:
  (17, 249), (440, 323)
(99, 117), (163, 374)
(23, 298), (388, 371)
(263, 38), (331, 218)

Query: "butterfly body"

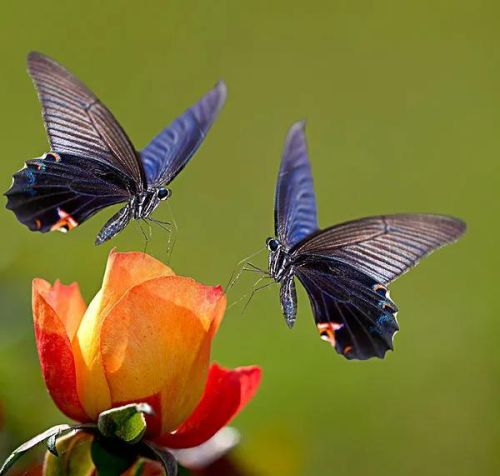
(95, 187), (170, 245)
(5, 52), (227, 244)
(267, 121), (465, 360)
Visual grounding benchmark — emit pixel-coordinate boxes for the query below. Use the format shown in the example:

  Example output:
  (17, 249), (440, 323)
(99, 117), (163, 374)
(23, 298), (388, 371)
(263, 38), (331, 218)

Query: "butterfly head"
(266, 237), (289, 281)
(157, 187), (172, 201)
(133, 189), (168, 220)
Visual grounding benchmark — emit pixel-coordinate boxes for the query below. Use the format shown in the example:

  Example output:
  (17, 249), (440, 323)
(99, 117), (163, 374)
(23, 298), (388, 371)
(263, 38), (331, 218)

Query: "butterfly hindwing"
(140, 81), (227, 188)
(295, 258), (399, 360)
(274, 121), (318, 249)
(5, 153), (132, 233)
(27, 52), (146, 187)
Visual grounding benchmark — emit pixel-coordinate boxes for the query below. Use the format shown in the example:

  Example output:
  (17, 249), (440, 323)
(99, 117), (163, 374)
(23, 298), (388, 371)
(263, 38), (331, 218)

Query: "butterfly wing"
(27, 52), (146, 188)
(295, 259), (399, 360)
(274, 121), (318, 249)
(5, 153), (132, 233)
(140, 81), (227, 188)
(293, 214), (466, 284)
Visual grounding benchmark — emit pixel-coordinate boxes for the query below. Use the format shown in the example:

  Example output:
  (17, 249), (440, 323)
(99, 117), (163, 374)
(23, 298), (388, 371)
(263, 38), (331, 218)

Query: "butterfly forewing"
(274, 121), (318, 249)
(140, 81), (227, 187)
(293, 214), (466, 284)
(27, 52), (145, 188)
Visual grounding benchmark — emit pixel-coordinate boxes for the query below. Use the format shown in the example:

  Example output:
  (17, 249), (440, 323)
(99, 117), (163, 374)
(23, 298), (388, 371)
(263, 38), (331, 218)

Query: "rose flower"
(32, 250), (261, 450)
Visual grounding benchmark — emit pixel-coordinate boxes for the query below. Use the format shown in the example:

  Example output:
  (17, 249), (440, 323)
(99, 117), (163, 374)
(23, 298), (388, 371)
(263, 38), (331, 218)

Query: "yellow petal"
(95, 249), (176, 318)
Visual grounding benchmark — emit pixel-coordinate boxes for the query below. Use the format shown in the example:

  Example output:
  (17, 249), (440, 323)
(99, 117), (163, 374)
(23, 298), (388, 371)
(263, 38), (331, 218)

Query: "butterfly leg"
(164, 201), (178, 263)
(147, 217), (176, 263)
(137, 219), (151, 255)
(241, 278), (276, 315)
(225, 248), (268, 292)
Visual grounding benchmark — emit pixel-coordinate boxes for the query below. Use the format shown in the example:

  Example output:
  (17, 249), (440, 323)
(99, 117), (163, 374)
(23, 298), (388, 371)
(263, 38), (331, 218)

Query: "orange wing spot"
(50, 208), (78, 233)
(44, 152), (61, 162)
(34, 219), (42, 230)
(373, 283), (387, 296)
(343, 345), (353, 355)
(317, 322), (343, 347)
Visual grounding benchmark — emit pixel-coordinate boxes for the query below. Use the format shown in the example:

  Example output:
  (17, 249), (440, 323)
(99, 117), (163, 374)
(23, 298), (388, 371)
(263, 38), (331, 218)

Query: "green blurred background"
(0, 1), (498, 475)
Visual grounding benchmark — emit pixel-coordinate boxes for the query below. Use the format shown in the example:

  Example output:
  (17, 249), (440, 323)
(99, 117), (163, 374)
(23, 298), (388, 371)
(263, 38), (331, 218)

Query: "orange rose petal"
(32, 279), (89, 422)
(34, 279), (86, 341)
(73, 251), (175, 419)
(159, 329), (211, 434)
(97, 249), (176, 317)
(100, 276), (226, 433)
(208, 288), (227, 338)
(157, 364), (262, 449)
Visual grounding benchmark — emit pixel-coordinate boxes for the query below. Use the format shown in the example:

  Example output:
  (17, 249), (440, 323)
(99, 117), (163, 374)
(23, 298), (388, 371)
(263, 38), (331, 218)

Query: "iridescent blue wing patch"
(274, 121), (318, 249)
(5, 153), (132, 233)
(140, 81), (227, 188)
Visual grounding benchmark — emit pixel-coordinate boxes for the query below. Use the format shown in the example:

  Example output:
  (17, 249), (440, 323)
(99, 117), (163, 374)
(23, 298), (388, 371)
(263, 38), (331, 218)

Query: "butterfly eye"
(266, 238), (280, 252)
(157, 188), (171, 200)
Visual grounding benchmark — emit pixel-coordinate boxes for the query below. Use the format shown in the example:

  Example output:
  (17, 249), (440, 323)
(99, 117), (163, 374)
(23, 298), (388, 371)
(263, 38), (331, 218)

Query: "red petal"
(32, 279), (89, 422)
(157, 364), (261, 449)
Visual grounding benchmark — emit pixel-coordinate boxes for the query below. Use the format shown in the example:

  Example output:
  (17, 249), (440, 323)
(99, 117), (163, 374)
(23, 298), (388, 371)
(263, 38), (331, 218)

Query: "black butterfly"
(5, 52), (227, 245)
(266, 121), (466, 360)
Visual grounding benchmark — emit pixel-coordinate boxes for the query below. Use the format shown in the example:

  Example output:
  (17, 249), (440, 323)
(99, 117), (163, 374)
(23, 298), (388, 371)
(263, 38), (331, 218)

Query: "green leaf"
(177, 466), (193, 476)
(129, 460), (146, 476)
(140, 442), (178, 476)
(91, 437), (138, 476)
(97, 403), (153, 444)
(0, 424), (73, 476)
(44, 432), (94, 476)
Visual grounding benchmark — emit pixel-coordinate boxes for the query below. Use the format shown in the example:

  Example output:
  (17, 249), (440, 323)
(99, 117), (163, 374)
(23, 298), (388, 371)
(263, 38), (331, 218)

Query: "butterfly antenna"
(225, 247), (267, 293)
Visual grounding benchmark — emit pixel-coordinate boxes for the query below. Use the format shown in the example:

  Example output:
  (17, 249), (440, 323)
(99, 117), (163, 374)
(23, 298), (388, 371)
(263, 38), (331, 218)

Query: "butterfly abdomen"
(95, 205), (133, 245)
(280, 277), (297, 328)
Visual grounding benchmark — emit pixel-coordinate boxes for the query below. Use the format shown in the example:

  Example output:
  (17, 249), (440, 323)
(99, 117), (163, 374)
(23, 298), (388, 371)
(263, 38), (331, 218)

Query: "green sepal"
(0, 424), (73, 476)
(44, 432), (94, 476)
(177, 466), (193, 476)
(97, 403), (153, 444)
(91, 436), (138, 476)
(46, 434), (59, 456)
